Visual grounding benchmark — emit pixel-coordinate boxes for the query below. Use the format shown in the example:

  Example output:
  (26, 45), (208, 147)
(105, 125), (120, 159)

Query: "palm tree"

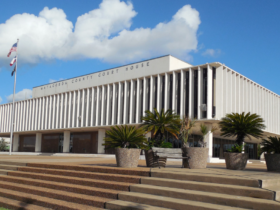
(179, 116), (196, 147)
(141, 108), (181, 141)
(219, 112), (265, 146)
(261, 136), (280, 154)
(103, 125), (147, 149)
(200, 123), (218, 142)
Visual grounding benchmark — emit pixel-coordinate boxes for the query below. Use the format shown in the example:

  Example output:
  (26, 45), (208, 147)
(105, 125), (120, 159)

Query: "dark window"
(127, 82), (131, 123)
(169, 74), (173, 110)
(212, 67), (216, 118)
(162, 76), (165, 111)
(202, 68), (207, 118)
(185, 71), (189, 117)
(18, 135), (36, 152)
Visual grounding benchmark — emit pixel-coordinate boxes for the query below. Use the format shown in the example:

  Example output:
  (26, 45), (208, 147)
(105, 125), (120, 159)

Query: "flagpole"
(9, 39), (19, 155)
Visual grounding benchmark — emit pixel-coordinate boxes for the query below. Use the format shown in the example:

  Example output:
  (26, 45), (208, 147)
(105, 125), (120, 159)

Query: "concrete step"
(105, 200), (172, 210)
(0, 188), (103, 210)
(263, 184), (280, 201)
(0, 164), (18, 171)
(118, 191), (249, 210)
(0, 169), (10, 175)
(0, 174), (119, 199)
(0, 195), (49, 210)
(131, 184), (280, 210)
(0, 161), (27, 166)
(27, 163), (150, 176)
(141, 177), (275, 200)
(0, 180), (112, 208)
(17, 166), (142, 184)
(151, 170), (261, 187)
(8, 170), (131, 191)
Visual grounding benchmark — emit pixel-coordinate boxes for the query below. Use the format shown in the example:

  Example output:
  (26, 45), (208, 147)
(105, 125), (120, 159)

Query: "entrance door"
(58, 134), (63, 153)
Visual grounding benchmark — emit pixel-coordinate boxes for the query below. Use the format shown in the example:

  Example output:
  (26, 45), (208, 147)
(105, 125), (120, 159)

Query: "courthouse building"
(0, 55), (279, 162)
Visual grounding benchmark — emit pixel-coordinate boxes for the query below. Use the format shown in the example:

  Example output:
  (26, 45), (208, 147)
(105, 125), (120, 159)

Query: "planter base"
(183, 147), (208, 169)
(224, 152), (248, 170)
(265, 154), (280, 172)
(115, 148), (141, 168)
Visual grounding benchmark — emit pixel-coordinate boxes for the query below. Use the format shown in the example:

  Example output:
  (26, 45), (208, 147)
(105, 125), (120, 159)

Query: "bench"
(152, 147), (191, 169)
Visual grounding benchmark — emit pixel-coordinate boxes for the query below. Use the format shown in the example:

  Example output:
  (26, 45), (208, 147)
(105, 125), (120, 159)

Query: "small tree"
(141, 108), (181, 141)
(219, 112), (265, 146)
(0, 138), (7, 151)
(103, 125), (148, 149)
(200, 123), (217, 144)
(179, 116), (196, 148)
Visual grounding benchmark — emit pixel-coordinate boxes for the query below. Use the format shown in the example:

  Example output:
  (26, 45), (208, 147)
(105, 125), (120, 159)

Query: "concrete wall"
(216, 65), (280, 135)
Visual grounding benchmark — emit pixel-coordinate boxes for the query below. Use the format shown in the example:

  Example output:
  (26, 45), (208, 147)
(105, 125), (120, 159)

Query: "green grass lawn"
(0, 208), (10, 210)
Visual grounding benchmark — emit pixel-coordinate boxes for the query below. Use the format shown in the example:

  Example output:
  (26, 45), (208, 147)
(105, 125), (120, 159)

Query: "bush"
(261, 136), (280, 154)
(227, 144), (245, 153)
(103, 125), (148, 149)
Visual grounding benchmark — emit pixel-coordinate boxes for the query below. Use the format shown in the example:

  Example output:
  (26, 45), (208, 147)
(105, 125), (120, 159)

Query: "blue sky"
(0, 0), (279, 104)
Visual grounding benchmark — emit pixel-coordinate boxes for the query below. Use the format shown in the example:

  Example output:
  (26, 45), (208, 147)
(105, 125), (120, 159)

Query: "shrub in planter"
(261, 136), (280, 172)
(103, 125), (148, 168)
(224, 144), (248, 170)
(183, 123), (216, 169)
(141, 108), (181, 167)
(219, 112), (265, 170)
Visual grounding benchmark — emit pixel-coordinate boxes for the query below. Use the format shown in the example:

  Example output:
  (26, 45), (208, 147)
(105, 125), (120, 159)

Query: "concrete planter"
(183, 147), (208, 169)
(224, 152), (248, 170)
(265, 154), (280, 172)
(144, 149), (167, 168)
(115, 148), (141, 168)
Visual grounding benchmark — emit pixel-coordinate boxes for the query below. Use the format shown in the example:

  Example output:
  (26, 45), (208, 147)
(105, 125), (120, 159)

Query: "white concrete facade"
(0, 55), (279, 160)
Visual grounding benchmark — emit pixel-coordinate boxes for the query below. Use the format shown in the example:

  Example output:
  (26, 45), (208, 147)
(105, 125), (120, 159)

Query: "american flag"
(7, 43), (17, 57)
(10, 56), (17, 66)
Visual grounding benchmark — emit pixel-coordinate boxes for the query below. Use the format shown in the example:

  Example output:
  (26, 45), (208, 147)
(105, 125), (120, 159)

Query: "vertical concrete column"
(112, 83), (116, 125)
(96, 87), (100, 126)
(86, 88), (89, 127)
(117, 82), (123, 125)
(189, 68), (194, 119)
(91, 87), (96, 126)
(123, 81), (128, 124)
(180, 69), (185, 119)
(172, 71), (177, 113)
(136, 78), (141, 123)
(204, 123), (213, 162)
(64, 93), (67, 128)
(35, 133), (42, 152)
(157, 74), (162, 112)
(76, 91), (81, 127)
(98, 129), (106, 154)
(197, 67), (202, 119)
(129, 80), (135, 124)
(150, 76), (155, 112)
(106, 85), (111, 125)
(164, 73), (169, 112)
(207, 65), (213, 119)
(68, 92), (72, 128)
(13, 134), (19, 152)
(63, 131), (70, 153)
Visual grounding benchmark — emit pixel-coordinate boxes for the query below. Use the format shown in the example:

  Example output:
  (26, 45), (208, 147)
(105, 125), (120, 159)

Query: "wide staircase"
(0, 161), (279, 210)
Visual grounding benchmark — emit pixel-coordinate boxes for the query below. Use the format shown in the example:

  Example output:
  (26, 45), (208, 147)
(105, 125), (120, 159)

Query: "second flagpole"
(9, 38), (19, 155)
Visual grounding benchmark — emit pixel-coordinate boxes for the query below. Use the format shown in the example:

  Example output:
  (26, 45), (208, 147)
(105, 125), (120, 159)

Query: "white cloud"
(7, 89), (32, 102)
(49, 78), (64, 83)
(0, 97), (2, 103)
(0, 0), (201, 65)
(202, 49), (221, 57)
